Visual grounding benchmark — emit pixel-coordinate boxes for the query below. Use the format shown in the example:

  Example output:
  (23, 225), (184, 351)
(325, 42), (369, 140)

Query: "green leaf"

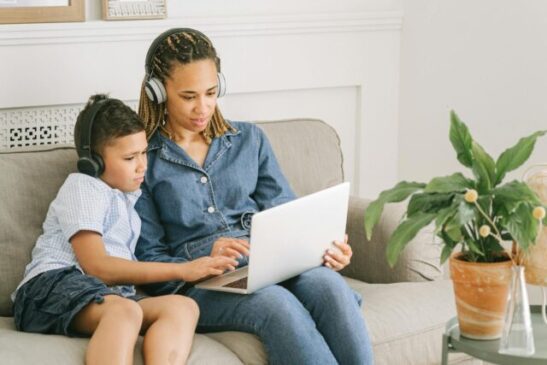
(424, 173), (475, 193)
(443, 216), (464, 243)
(440, 243), (455, 264)
(493, 181), (543, 214)
(495, 130), (546, 185)
(386, 212), (436, 267)
(505, 203), (539, 251)
(471, 141), (496, 192)
(364, 181), (426, 240)
(481, 237), (505, 258)
(449, 111), (474, 168)
(435, 205), (458, 233)
(458, 199), (476, 226)
(466, 240), (484, 256)
(407, 193), (454, 217)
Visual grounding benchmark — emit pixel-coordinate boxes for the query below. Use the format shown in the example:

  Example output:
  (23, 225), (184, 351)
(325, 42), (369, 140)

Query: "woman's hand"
(323, 234), (352, 272)
(211, 237), (250, 259)
(180, 256), (239, 283)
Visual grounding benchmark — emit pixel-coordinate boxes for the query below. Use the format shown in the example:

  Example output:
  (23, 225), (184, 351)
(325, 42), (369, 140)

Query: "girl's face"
(164, 59), (219, 134)
(100, 131), (148, 192)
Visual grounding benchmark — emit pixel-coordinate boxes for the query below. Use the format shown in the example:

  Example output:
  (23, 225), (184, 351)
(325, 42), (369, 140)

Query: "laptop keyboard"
(223, 276), (248, 289)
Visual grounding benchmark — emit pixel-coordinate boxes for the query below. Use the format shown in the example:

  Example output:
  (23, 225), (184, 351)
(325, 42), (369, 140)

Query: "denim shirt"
(135, 121), (296, 295)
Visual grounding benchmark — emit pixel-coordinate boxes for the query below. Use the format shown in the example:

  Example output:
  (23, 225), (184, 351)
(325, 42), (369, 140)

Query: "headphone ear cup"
(145, 77), (167, 104)
(76, 154), (104, 177)
(93, 153), (105, 176)
(217, 72), (226, 98)
(77, 157), (101, 178)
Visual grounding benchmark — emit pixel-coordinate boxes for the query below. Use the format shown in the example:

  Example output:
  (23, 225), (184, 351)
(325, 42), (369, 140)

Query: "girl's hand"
(323, 234), (352, 272)
(181, 256), (238, 282)
(211, 237), (250, 259)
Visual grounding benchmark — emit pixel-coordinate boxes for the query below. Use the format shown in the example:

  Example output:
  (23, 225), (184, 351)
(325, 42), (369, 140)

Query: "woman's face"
(164, 59), (219, 134)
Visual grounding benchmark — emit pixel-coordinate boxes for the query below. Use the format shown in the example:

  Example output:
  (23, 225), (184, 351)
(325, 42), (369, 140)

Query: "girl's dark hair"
(74, 94), (145, 155)
(138, 29), (234, 142)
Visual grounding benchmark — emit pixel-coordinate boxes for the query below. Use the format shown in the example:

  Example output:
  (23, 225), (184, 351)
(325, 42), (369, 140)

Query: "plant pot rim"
(449, 251), (512, 266)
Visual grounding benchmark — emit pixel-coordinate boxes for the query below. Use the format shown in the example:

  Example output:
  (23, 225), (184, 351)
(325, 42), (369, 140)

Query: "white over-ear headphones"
(144, 28), (226, 104)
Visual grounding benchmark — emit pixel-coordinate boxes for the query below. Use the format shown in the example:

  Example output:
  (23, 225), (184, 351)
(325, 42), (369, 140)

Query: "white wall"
(399, 0), (547, 184)
(399, 0), (547, 304)
(0, 0), (404, 198)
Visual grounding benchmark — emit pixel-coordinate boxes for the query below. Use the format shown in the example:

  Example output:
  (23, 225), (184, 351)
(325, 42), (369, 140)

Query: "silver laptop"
(195, 182), (350, 294)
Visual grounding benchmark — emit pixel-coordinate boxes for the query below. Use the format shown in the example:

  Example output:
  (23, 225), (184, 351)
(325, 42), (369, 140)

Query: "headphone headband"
(144, 28), (226, 103)
(79, 99), (107, 153)
(145, 28), (220, 78)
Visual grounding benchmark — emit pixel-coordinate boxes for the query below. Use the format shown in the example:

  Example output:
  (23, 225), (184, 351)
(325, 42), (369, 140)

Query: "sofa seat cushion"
(348, 278), (473, 365)
(0, 316), (243, 365)
(1, 279), (477, 365)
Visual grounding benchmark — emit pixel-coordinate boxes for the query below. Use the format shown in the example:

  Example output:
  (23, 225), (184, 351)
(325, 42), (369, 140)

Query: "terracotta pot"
(449, 252), (512, 340)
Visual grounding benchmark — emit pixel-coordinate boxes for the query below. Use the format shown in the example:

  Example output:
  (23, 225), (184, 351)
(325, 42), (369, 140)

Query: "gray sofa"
(0, 119), (475, 364)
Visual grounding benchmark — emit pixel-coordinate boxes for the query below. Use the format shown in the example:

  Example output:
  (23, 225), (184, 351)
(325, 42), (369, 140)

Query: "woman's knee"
(252, 286), (313, 329)
(302, 266), (345, 286)
(301, 267), (352, 296)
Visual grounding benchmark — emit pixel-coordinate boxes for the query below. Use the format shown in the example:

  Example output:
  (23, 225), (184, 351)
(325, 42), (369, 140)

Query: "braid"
(139, 29), (234, 142)
(138, 81), (165, 137)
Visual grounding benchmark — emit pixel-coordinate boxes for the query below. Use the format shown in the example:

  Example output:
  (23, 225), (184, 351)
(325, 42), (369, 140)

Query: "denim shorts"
(13, 266), (146, 337)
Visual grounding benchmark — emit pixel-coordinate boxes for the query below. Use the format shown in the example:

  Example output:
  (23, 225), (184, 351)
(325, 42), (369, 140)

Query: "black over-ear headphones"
(144, 28), (226, 104)
(76, 99), (107, 177)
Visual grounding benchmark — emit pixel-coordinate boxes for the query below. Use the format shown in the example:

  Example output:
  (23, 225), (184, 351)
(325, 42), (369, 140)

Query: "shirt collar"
(147, 120), (241, 152)
(92, 175), (142, 206)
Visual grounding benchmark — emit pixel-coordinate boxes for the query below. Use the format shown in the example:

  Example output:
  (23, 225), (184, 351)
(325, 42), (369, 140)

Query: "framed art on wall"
(0, 0), (84, 24)
(102, 0), (166, 20)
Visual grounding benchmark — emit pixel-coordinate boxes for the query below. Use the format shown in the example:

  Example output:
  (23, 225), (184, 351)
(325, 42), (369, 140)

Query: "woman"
(135, 28), (373, 365)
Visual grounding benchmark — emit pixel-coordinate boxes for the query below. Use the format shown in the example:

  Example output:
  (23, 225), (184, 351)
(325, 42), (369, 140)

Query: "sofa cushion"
(0, 279), (474, 365)
(256, 119), (344, 197)
(0, 317), (243, 365)
(0, 146), (78, 316)
(343, 196), (444, 284)
(348, 278), (473, 365)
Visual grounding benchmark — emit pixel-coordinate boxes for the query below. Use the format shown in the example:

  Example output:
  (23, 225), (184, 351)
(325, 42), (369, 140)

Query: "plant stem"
(473, 201), (503, 242)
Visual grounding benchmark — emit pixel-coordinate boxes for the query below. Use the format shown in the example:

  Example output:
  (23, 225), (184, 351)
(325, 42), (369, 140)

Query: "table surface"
(443, 306), (547, 365)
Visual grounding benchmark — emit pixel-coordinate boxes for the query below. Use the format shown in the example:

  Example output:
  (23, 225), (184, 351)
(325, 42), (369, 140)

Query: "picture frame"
(0, 0), (84, 25)
(102, 0), (167, 21)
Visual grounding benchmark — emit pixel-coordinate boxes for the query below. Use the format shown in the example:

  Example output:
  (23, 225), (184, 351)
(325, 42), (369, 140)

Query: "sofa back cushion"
(0, 119), (343, 316)
(0, 147), (77, 316)
(256, 119), (343, 196)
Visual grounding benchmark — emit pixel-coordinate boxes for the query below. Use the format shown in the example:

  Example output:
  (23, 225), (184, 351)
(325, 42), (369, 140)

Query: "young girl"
(134, 28), (374, 364)
(12, 94), (237, 365)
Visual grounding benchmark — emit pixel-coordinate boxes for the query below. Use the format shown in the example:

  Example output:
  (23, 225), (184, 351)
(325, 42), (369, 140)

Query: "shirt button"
(207, 206), (215, 213)
(200, 176), (208, 183)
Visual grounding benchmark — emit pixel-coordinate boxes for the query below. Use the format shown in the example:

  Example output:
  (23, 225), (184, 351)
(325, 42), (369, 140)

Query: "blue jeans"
(184, 266), (374, 365)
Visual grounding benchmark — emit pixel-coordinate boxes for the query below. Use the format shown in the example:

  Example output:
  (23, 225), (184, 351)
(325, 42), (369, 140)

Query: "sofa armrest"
(341, 195), (444, 283)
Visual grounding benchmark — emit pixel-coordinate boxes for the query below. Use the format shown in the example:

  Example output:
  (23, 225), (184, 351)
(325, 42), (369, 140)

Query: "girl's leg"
(282, 266), (374, 365)
(185, 284), (338, 365)
(138, 295), (199, 365)
(71, 295), (143, 365)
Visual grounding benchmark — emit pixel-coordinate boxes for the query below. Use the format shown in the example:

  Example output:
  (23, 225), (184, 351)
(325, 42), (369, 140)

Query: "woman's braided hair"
(138, 29), (234, 142)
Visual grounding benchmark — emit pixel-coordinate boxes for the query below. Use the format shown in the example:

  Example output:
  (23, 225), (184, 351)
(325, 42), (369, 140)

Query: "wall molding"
(0, 11), (402, 46)
(0, 101), (138, 150)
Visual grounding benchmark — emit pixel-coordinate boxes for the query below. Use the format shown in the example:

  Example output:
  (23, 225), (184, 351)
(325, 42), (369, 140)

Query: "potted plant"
(364, 111), (546, 339)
